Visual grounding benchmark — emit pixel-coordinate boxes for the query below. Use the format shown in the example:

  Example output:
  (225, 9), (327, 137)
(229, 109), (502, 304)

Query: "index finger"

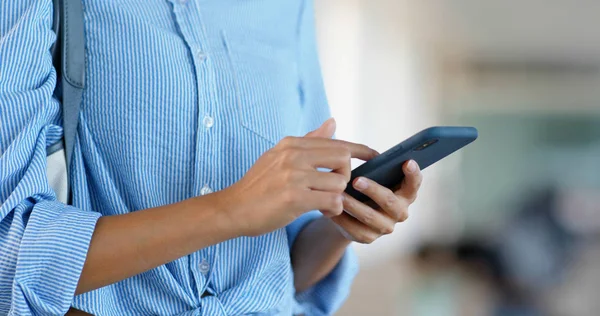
(295, 137), (379, 161)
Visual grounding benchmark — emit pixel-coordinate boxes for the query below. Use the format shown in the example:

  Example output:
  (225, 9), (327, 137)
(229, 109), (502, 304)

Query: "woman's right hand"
(218, 119), (378, 237)
(74, 119), (375, 295)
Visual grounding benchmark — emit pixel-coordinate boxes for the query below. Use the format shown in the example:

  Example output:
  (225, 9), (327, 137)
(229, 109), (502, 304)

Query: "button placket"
(169, 0), (222, 301)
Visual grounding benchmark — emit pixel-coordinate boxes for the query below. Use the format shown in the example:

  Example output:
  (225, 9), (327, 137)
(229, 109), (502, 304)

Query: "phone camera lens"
(414, 139), (438, 151)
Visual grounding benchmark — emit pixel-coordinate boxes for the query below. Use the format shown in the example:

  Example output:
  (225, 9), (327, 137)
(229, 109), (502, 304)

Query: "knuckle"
(357, 233), (376, 244)
(380, 225), (394, 235)
(330, 194), (343, 210)
(335, 151), (352, 173)
(384, 193), (398, 210)
(332, 205), (344, 216)
(279, 136), (295, 148)
(281, 189), (299, 206)
(338, 181), (348, 193)
(340, 172), (351, 184)
(336, 176), (348, 192)
(398, 210), (409, 222)
(354, 232), (368, 244)
(332, 146), (350, 161)
(360, 210), (376, 225)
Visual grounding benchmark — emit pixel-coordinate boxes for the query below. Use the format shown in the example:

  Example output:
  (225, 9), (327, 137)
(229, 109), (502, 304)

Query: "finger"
(305, 171), (348, 193)
(300, 147), (352, 181)
(305, 118), (336, 139)
(352, 177), (408, 222)
(301, 190), (344, 217)
(295, 138), (379, 161)
(396, 160), (422, 203)
(303, 147), (350, 169)
(331, 213), (381, 244)
(343, 193), (395, 235)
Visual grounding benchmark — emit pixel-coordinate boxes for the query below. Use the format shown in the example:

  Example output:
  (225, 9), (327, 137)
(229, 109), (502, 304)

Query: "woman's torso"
(70, 1), (318, 315)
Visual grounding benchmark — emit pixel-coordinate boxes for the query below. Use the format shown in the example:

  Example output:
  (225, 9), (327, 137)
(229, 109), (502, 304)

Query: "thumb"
(305, 118), (336, 139)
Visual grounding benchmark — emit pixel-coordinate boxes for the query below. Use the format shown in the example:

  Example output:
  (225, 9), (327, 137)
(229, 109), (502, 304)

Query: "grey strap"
(49, 0), (85, 203)
(58, 0), (86, 175)
(46, 140), (64, 156)
(51, 0), (60, 59)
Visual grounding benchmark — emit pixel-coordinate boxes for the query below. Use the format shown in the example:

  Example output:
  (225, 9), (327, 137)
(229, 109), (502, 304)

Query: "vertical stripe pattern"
(0, 0), (358, 315)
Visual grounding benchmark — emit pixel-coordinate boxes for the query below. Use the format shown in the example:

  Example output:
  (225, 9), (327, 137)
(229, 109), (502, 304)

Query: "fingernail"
(407, 160), (418, 173)
(323, 118), (336, 137)
(354, 178), (369, 191)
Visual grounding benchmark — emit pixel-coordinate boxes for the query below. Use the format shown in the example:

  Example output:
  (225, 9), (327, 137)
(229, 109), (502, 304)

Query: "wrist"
(291, 215), (351, 292)
(316, 216), (353, 247)
(204, 187), (247, 239)
(190, 189), (244, 240)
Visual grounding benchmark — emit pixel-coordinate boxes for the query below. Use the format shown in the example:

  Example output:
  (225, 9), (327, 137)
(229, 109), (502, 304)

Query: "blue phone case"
(345, 126), (478, 203)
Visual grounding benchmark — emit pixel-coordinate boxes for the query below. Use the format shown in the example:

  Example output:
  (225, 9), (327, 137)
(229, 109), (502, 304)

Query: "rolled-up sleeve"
(284, 1), (359, 314)
(1, 1), (101, 315)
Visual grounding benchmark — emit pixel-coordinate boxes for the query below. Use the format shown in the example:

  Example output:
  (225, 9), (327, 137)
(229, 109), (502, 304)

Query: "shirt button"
(195, 49), (207, 63)
(203, 115), (214, 129)
(199, 258), (210, 274)
(200, 185), (213, 196)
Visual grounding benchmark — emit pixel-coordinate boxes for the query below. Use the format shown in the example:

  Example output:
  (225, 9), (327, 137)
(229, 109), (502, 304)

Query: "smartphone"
(345, 126), (478, 203)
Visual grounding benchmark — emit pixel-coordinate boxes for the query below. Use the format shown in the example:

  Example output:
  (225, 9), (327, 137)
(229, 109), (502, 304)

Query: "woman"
(0, 1), (422, 315)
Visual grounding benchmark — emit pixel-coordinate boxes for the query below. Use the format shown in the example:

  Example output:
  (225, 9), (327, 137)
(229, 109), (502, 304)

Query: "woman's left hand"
(330, 160), (422, 244)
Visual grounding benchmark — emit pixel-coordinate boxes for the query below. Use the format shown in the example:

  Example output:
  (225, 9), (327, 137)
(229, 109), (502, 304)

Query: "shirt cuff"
(11, 200), (101, 315)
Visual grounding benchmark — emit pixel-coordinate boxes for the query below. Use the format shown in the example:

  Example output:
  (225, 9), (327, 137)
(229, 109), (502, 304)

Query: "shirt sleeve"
(0, 1), (101, 315)
(285, 1), (359, 315)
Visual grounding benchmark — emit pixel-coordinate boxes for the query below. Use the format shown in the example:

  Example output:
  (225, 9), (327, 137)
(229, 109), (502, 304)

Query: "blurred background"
(312, 1), (600, 315)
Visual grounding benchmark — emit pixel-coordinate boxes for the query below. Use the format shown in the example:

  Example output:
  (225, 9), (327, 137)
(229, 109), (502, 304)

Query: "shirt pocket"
(223, 31), (303, 145)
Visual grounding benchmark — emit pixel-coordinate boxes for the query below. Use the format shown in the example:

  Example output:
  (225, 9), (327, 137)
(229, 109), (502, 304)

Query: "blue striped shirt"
(0, 0), (358, 315)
